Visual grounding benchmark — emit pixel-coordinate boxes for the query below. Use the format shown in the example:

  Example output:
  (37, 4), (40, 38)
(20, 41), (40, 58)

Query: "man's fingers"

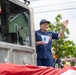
(66, 20), (69, 23)
(41, 41), (46, 45)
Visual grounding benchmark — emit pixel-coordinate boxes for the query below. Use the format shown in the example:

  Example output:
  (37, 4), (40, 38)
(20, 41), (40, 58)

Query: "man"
(35, 19), (69, 67)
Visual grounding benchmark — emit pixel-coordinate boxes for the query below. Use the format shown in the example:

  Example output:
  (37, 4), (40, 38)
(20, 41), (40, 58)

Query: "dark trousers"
(37, 58), (54, 67)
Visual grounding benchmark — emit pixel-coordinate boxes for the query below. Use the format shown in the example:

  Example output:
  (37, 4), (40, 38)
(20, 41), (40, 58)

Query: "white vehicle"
(0, 0), (36, 65)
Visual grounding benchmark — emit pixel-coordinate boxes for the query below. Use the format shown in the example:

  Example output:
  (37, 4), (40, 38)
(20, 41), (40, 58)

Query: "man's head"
(40, 19), (50, 32)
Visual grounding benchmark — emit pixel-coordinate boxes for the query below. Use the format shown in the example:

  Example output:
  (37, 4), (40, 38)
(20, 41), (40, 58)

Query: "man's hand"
(63, 20), (69, 28)
(58, 20), (69, 38)
(36, 41), (46, 46)
(40, 41), (46, 45)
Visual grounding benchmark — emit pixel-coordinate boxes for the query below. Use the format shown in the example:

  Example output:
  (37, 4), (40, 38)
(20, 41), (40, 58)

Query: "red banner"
(0, 63), (76, 75)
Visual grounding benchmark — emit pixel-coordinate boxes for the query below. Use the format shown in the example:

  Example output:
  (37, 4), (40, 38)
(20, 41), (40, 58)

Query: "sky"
(20, 0), (76, 45)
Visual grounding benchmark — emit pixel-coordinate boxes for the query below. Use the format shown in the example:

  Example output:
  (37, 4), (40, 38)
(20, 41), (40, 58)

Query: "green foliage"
(49, 14), (76, 58)
(70, 61), (75, 66)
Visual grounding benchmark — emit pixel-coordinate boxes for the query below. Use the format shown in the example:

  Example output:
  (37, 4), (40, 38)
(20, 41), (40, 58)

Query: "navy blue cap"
(40, 19), (50, 25)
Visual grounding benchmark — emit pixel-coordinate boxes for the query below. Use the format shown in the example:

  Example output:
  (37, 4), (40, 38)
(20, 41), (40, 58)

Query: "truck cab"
(0, 0), (36, 65)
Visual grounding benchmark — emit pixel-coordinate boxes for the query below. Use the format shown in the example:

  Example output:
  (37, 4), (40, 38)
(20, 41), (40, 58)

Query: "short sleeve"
(35, 31), (42, 41)
(52, 32), (59, 39)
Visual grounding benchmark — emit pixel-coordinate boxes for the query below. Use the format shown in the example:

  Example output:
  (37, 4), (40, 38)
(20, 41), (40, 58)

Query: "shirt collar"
(39, 29), (48, 34)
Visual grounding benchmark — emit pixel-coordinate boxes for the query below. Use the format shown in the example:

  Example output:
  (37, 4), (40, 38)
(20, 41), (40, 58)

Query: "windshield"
(0, 1), (31, 46)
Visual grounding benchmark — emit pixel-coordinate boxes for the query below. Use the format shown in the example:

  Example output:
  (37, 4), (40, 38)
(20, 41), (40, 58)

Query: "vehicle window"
(0, 1), (31, 46)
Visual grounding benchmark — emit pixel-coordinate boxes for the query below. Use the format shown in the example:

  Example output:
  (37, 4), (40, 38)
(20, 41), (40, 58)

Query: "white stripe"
(60, 70), (76, 75)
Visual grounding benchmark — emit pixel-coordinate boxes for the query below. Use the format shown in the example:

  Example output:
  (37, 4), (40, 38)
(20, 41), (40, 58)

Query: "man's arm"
(58, 20), (69, 38)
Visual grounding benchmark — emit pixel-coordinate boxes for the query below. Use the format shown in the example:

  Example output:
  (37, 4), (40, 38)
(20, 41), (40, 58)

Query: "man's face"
(40, 22), (49, 32)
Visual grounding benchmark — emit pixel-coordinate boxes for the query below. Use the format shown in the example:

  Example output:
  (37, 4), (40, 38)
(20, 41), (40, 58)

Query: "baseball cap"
(40, 19), (50, 25)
